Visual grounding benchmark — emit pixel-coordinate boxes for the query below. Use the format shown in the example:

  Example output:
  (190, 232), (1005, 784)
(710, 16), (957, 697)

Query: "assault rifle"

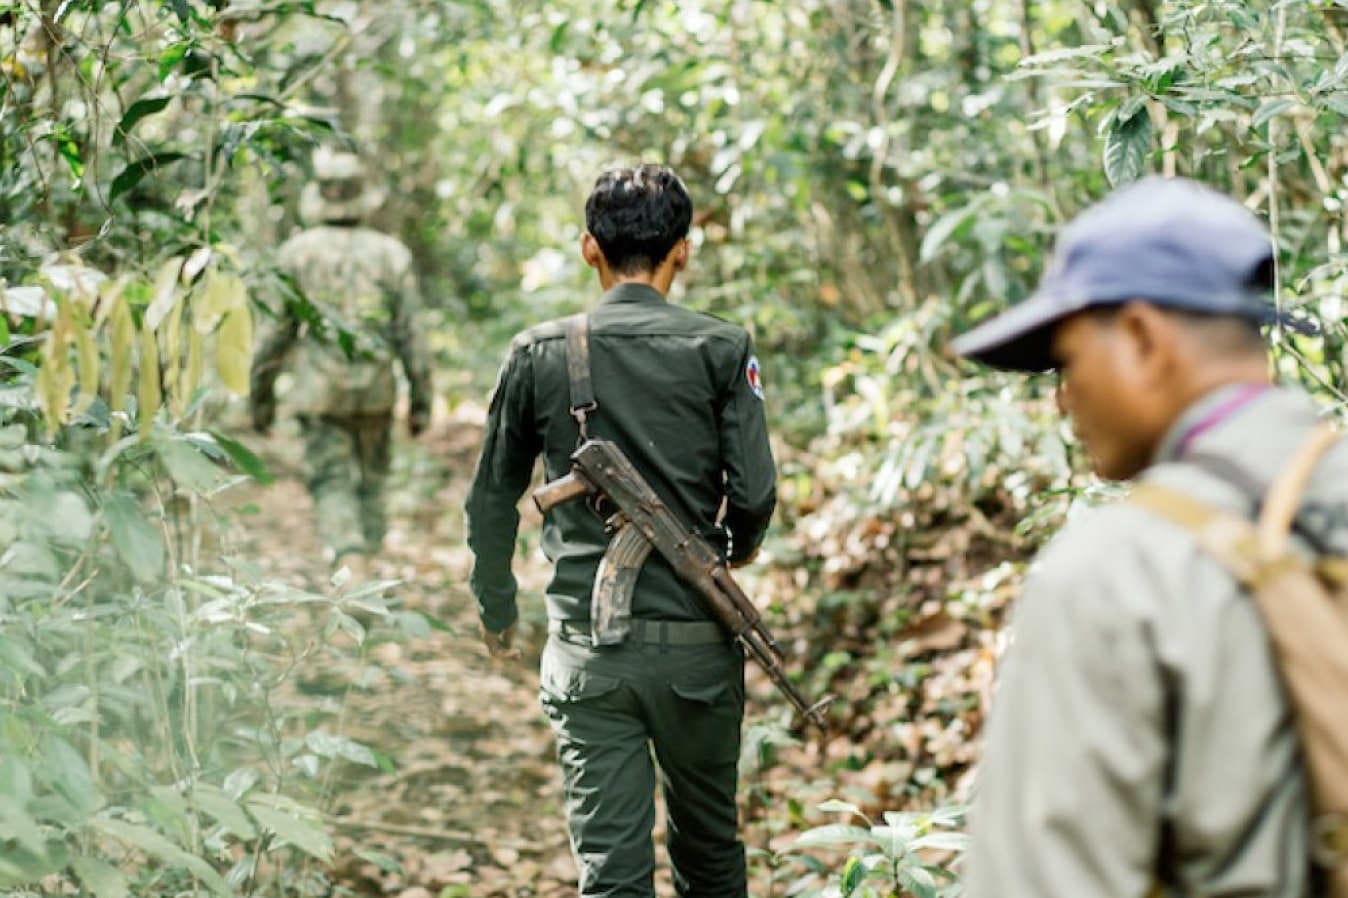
(533, 438), (833, 732)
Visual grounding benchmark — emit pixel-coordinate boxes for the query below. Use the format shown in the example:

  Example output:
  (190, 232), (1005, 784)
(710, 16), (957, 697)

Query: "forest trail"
(230, 409), (590, 898)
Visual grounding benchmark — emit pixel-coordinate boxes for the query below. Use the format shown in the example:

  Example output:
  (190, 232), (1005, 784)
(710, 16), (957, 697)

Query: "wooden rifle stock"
(530, 438), (833, 732)
(532, 470), (594, 514)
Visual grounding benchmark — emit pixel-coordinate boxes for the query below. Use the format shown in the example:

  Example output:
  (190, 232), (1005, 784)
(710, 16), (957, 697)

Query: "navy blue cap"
(951, 176), (1295, 372)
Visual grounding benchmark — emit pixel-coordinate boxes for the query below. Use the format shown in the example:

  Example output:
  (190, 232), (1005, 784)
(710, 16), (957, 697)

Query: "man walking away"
(465, 164), (776, 898)
(251, 148), (433, 580)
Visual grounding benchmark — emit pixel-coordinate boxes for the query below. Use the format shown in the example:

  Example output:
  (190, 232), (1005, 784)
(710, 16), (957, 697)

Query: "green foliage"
(778, 800), (966, 898)
(6, 1), (1348, 894)
(0, 187), (417, 898)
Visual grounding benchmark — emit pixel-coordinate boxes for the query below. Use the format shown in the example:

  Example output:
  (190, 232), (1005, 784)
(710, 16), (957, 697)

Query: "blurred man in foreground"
(250, 149), (433, 578)
(953, 176), (1345, 897)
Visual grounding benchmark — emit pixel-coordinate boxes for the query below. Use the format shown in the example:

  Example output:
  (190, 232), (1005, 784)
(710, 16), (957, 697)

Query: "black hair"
(1087, 305), (1266, 357)
(584, 165), (692, 274)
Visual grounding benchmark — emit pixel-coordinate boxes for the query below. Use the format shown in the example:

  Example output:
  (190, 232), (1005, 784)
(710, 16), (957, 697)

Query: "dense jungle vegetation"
(2, 1), (1346, 896)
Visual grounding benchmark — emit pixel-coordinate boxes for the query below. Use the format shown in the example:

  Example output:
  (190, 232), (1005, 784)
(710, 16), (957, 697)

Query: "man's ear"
(672, 238), (690, 271)
(580, 232), (603, 270)
(1116, 301), (1177, 383)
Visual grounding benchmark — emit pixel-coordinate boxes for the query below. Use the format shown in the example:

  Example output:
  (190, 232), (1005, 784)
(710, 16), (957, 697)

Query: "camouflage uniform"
(251, 153), (432, 563)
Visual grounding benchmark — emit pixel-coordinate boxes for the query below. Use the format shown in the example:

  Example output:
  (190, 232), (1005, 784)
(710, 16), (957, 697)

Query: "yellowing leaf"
(137, 323), (161, 440)
(163, 300), (184, 416)
(36, 300), (76, 436)
(215, 305), (253, 397)
(107, 295), (134, 414)
(182, 245), (213, 283)
(194, 270), (246, 334)
(182, 326), (204, 411)
(94, 275), (129, 329)
(73, 319), (100, 417)
(145, 256), (183, 332)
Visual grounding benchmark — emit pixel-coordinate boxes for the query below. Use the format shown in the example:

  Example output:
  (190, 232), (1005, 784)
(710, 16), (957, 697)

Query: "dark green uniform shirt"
(465, 283), (777, 633)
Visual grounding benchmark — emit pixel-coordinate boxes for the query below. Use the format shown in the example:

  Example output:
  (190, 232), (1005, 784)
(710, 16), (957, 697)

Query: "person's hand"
(408, 410), (429, 439)
(481, 623), (520, 660)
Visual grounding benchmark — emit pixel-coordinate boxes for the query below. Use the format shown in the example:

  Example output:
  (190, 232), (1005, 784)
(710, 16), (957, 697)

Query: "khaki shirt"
(967, 385), (1346, 897)
(464, 283), (777, 633)
(251, 225), (433, 418)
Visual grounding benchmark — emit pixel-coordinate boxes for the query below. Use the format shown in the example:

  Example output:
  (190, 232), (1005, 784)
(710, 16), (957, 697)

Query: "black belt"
(548, 618), (727, 646)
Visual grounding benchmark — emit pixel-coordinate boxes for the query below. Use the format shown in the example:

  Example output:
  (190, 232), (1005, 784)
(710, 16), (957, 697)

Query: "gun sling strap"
(563, 313), (647, 645)
(565, 314), (596, 441)
(1131, 424), (1348, 894)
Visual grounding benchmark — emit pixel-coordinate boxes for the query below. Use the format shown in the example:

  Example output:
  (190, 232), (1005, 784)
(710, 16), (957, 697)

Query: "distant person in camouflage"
(250, 148), (433, 577)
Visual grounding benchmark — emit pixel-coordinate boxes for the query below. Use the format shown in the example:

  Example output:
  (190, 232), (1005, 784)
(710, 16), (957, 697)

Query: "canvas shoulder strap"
(1129, 424), (1348, 893)
(564, 314), (597, 441)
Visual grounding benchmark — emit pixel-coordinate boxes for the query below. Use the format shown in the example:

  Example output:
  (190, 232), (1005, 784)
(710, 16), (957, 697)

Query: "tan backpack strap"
(1128, 483), (1263, 587)
(1257, 424), (1340, 556)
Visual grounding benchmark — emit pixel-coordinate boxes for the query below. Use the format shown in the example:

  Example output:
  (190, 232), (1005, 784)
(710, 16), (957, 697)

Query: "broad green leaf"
(42, 736), (103, 816)
(1103, 105), (1151, 187)
(209, 430), (273, 484)
(0, 636), (46, 680)
(0, 757), (33, 803)
(109, 152), (189, 203)
(71, 856), (129, 898)
(222, 767), (260, 800)
(792, 824), (876, 848)
(1019, 43), (1114, 68)
(817, 798), (863, 817)
(102, 492), (164, 582)
(92, 818), (230, 895)
(158, 438), (223, 494)
(245, 799), (333, 862)
(0, 803), (49, 857)
(840, 856), (867, 897)
(919, 198), (986, 263)
(354, 848), (404, 875)
(910, 831), (970, 852)
(1251, 98), (1295, 130)
(52, 127), (83, 184)
(0, 841), (64, 887)
(899, 863), (939, 898)
(304, 730), (378, 768)
(47, 491), (94, 543)
(114, 95), (172, 145)
(157, 43), (188, 81)
(193, 785), (257, 839)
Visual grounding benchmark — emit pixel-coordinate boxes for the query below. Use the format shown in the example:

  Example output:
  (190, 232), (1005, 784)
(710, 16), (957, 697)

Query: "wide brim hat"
(298, 147), (387, 224)
(299, 181), (387, 224)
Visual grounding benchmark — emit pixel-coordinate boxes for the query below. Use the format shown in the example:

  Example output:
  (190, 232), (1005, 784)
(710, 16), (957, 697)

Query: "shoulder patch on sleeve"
(745, 355), (765, 400)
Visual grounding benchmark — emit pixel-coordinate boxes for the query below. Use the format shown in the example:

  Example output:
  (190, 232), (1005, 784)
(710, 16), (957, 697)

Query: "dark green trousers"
(297, 413), (392, 560)
(539, 622), (746, 898)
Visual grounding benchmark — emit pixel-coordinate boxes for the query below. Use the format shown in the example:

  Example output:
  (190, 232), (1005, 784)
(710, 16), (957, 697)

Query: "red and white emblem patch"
(745, 356), (765, 400)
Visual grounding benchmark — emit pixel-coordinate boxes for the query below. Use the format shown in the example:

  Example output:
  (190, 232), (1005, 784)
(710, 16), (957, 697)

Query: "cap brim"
(950, 292), (1077, 372)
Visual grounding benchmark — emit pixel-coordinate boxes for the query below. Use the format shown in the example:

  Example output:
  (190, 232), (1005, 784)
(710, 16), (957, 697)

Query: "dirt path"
(233, 409), (585, 897)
